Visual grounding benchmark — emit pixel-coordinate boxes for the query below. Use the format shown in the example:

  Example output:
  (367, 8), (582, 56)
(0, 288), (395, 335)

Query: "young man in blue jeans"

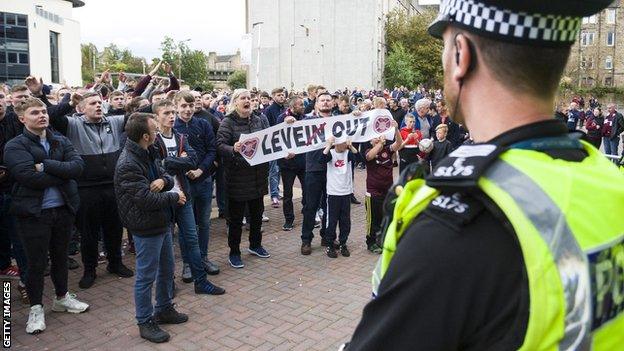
(114, 113), (187, 343)
(152, 100), (225, 295)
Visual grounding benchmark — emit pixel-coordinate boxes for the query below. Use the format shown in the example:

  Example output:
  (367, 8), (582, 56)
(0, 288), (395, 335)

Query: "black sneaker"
(194, 281), (226, 295)
(138, 318), (170, 343)
(282, 222), (294, 231)
(367, 243), (382, 254)
(78, 271), (96, 289)
(154, 305), (189, 325)
(326, 246), (338, 258)
(350, 194), (361, 205)
(107, 263), (134, 278)
(203, 259), (220, 276)
(301, 243), (312, 256)
(68, 257), (80, 270)
(340, 245), (350, 257)
(321, 239), (340, 248)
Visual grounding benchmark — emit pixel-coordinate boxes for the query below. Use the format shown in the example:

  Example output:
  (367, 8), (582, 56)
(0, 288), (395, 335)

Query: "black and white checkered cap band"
(435, 0), (582, 44)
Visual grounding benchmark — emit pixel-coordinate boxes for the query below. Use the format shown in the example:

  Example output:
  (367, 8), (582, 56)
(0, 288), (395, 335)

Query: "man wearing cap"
(346, 1), (624, 350)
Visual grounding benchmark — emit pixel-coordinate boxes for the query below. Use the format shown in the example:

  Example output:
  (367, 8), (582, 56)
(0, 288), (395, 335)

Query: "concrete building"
(245, 0), (437, 92)
(207, 50), (243, 71)
(1, 0), (83, 86)
(566, 1), (623, 88)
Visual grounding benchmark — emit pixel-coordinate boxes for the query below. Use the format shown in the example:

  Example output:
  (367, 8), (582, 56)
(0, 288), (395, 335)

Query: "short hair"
(315, 86), (327, 94)
(288, 95), (303, 108)
(338, 95), (350, 105)
(11, 85), (28, 93)
(109, 90), (124, 99)
(79, 92), (101, 107)
(149, 89), (165, 101)
(317, 91), (331, 99)
(372, 96), (386, 108)
(468, 31), (571, 100)
(404, 114), (415, 121)
(201, 91), (212, 97)
(125, 112), (155, 143)
(259, 91), (270, 98)
(13, 97), (46, 116)
(153, 99), (175, 115)
(307, 84), (317, 94)
(415, 98), (432, 111)
(174, 91), (194, 104)
(435, 123), (448, 131)
(271, 88), (285, 96)
(125, 97), (147, 114)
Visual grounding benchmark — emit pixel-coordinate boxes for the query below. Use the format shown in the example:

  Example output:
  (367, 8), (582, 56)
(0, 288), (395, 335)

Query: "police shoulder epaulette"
(426, 144), (506, 191)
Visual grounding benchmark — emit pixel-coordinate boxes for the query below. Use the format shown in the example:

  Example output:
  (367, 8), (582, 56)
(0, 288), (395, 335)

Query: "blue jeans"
(0, 193), (27, 284)
(190, 177), (213, 260)
(133, 229), (175, 324)
(603, 137), (619, 156)
(269, 161), (280, 199)
(175, 200), (207, 284)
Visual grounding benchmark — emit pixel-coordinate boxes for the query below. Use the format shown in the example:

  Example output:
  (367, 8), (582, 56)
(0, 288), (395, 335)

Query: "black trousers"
(16, 207), (73, 306)
(76, 185), (123, 272)
(301, 171), (327, 244)
(326, 195), (351, 245)
(280, 168), (306, 224)
(228, 197), (264, 255)
(365, 194), (384, 246)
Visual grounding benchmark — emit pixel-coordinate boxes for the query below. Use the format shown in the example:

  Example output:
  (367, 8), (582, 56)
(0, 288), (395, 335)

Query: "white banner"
(238, 109), (396, 165)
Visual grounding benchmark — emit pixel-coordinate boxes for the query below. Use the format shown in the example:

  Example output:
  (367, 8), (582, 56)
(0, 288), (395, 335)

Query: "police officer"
(346, 1), (624, 350)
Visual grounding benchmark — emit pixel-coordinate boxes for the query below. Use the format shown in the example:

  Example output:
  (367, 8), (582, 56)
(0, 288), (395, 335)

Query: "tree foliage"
(81, 43), (145, 84)
(159, 36), (210, 88)
(384, 9), (443, 88)
(228, 70), (247, 89)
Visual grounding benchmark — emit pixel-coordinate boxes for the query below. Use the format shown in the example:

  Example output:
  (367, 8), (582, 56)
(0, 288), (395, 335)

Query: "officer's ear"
(452, 33), (477, 85)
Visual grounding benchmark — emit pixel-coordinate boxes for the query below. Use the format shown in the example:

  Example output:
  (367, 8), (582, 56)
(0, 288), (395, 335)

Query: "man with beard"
(300, 92), (335, 255)
(388, 99), (403, 126)
(346, 0), (624, 350)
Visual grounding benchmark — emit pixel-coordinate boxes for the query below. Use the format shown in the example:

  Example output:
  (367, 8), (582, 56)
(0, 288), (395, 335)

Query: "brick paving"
(9, 170), (378, 351)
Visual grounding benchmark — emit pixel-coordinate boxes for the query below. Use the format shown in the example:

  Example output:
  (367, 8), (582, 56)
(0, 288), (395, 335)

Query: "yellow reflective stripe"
(484, 160), (592, 350)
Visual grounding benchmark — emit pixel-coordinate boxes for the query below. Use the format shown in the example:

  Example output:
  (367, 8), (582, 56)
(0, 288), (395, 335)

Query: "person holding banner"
(216, 89), (271, 269)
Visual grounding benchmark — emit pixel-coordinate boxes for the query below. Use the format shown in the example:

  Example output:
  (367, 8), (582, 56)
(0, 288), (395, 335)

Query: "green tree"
(159, 36), (209, 87)
(384, 42), (420, 89)
(385, 9), (443, 87)
(81, 43), (99, 83)
(228, 70), (247, 89)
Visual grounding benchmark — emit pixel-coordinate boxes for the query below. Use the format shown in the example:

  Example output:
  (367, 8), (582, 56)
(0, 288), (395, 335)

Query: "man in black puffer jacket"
(4, 98), (88, 335)
(216, 89), (270, 269)
(114, 113), (188, 344)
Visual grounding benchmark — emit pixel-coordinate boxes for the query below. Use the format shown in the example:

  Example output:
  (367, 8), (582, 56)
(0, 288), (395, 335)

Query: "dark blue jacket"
(173, 116), (216, 182)
(276, 109), (306, 170)
(265, 102), (286, 127)
(4, 128), (84, 217)
(304, 113), (329, 173)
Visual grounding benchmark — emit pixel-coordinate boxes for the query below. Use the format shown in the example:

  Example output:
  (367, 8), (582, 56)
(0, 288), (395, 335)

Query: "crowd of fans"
(0, 62), (622, 342)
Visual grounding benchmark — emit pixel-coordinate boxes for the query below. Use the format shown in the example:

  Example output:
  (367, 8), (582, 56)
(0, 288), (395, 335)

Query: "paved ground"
(9, 170), (378, 351)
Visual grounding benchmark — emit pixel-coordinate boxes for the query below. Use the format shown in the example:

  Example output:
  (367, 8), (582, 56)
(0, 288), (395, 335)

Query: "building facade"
(566, 1), (623, 88)
(244, 0), (435, 92)
(1, 0), (83, 86)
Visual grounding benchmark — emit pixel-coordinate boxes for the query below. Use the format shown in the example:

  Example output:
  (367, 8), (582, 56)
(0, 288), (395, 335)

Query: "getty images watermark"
(2, 281), (10, 348)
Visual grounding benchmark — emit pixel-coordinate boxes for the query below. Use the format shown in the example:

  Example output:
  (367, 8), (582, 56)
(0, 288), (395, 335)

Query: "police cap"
(429, 0), (614, 46)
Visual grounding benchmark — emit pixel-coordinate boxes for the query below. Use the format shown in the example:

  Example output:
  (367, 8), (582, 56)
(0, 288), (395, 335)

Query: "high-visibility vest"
(372, 140), (624, 350)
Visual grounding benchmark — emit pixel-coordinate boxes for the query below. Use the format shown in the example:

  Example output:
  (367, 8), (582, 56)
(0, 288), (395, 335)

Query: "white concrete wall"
(247, 0), (388, 92)
(1, 0), (82, 86)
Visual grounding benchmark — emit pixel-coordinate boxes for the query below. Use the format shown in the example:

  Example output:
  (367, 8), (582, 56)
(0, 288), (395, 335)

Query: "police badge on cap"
(428, 0), (614, 46)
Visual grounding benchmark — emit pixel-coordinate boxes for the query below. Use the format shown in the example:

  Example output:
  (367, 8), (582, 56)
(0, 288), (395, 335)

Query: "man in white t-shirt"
(320, 136), (360, 259)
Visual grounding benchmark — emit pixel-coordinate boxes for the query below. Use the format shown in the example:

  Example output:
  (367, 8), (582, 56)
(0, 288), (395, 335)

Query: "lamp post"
(179, 38), (191, 80)
(252, 22), (264, 89)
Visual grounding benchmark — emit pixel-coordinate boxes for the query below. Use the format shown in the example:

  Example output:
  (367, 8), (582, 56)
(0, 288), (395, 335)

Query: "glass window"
(18, 53), (28, 64)
(50, 31), (60, 83)
(6, 14), (16, 26)
(606, 56), (613, 69)
(17, 15), (26, 27)
(607, 31), (615, 46)
(7, 52), (17, 64)
(0, 54), (5, 64)
(0, 13), (5, 26)
(607, 9), (616, 24)
(605, 76), (613, 86)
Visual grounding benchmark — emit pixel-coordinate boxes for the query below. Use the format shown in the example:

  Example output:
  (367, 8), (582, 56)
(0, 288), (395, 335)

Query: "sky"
(74, 0), (246, 60)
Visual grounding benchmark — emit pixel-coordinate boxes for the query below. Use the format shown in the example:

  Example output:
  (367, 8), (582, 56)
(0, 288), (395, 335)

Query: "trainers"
(282, 222), (294, 231)
(367, 243), (382, 254)
(181, 264), (192, 283)
(138, 318), (170, 343)
(107, 263), (134, 278)
(248, 246), (270, 258)
(326, 246), (338, 258)
(262, 213), (270, 222)
(350, 194), (361, 205)
(228, 255), (244, 269)
(26, 305), (45, 334)
(203, 258), (220, 275)
(52, 292), (89, 313)
(321, 239), (340, 248)
(340, 245), (351, 257)
(68, 257), (80, 270)
(97, 252), (106, 264)
(78, 271), (96, 289)
(194, 280), (226, 295)
(271, 197), (280, 208)
(128, 242), (136, 255)
(0, 265), (19, 279)
(17, 282), (29, 305)
(301, 243), (312, 255)
(154, 304), (189, 324)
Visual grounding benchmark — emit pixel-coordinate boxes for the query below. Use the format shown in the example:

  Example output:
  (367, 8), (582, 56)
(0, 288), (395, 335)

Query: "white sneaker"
(52, 293), (89, 313)
(262, 213), (270, 222)
(26, 305), (45, 334)
(242, 217), (247, 225)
